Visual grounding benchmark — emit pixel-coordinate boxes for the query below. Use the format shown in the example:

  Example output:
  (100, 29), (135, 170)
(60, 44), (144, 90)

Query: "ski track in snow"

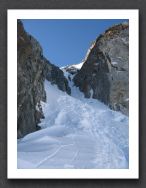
(18, 72), (129, 169)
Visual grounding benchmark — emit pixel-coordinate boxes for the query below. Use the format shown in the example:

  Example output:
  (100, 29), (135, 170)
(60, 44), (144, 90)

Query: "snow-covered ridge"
(70, 61), (84, 70)
(83, 42), (96, 62)
(61, 61), (84, 71)
(61, 42), (96, 72)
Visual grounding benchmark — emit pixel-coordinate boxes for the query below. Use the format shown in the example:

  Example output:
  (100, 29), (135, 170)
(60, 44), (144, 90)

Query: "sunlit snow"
(18, 67), (129, 169)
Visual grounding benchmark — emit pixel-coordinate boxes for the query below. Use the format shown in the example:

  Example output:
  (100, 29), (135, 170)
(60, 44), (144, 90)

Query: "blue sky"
(22, 19), (128, 67)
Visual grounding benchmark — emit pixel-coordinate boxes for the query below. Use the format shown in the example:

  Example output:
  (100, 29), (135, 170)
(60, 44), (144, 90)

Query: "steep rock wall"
(17, 20), (70, 138)
(73, 23), (129, 115)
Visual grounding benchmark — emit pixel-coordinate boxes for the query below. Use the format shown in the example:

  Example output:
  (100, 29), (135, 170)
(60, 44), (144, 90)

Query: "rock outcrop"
(73, 23), (129, 115)
(63, 65), (80, 75)
(17, 20), (70, 138)
(46, 62), (71, 94)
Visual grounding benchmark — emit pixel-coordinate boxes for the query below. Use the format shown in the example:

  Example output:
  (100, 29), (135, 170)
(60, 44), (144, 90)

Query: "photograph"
(7, 10), (139, 179)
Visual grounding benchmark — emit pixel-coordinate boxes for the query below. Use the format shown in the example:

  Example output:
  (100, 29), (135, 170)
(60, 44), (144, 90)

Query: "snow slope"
(18, 70), (129, 169)
(61, 61), (84, 70)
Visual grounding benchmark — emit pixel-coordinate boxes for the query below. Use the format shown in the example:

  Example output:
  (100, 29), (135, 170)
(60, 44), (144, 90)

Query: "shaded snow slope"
(18, 73), (129, 169)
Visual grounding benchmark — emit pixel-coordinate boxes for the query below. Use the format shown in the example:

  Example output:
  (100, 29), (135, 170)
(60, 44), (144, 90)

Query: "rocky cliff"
(73, 23), (129, 115)
(17, 20), (70, 138)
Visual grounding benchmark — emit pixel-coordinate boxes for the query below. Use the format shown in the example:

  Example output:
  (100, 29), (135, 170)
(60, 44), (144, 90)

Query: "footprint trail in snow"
(18, 77), (129, 169)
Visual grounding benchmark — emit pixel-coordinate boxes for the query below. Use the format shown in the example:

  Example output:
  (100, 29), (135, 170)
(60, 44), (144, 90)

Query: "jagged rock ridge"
(17, 20), (70, 138)
(73, 23), (129, 115)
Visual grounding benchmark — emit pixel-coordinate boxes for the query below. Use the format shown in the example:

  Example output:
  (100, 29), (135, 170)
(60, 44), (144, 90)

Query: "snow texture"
(71, 62), (84, 70)
(111, 62), (118, 65)
(18, 67), (129, 169)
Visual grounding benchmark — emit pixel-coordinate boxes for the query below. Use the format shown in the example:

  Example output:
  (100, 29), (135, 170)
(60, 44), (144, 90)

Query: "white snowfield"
(18, 70), (129, 169)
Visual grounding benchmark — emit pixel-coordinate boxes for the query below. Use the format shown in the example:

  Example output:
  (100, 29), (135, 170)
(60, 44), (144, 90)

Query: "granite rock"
(73, 23), (129, 115)
(17, 20), (70, 138)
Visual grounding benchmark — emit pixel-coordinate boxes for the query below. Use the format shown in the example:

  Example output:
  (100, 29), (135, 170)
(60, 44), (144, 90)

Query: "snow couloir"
(18, 65), (129, 169)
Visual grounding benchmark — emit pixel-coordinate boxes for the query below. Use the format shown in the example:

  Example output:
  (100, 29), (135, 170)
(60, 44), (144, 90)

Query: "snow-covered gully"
(18, 68), (129, 169)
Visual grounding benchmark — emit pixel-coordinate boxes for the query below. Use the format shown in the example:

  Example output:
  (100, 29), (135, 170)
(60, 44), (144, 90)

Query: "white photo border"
(7, 9), (139, 179)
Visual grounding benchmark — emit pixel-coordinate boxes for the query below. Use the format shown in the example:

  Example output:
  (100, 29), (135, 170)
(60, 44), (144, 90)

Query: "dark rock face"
(46, 62), (71, 95)
(17, 20), (70, 138)
(63, 65), (80, 75)
(74, 23), (129, 115)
